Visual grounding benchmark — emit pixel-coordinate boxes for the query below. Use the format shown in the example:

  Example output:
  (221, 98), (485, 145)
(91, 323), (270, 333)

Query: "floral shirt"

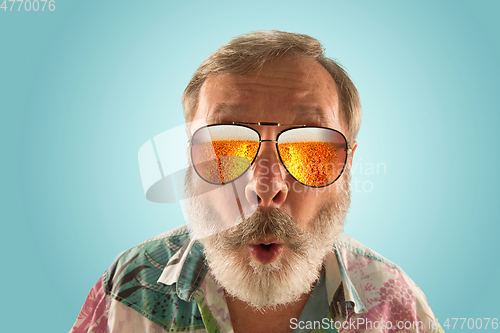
(70, 225), (444, 333)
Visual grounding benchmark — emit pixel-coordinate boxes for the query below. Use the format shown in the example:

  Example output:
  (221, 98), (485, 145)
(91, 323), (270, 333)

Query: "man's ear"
(348, 141), (358, 169)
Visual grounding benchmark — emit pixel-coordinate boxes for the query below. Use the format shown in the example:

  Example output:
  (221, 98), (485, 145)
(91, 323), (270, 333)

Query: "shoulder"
(335, 234), (440, 332)
(102, 225), (205, 332)
(335, 234), (401, 270)
(104, 224), (191, 293)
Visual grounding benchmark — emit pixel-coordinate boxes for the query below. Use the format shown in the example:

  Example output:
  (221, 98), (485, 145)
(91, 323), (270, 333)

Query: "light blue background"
(1, 0), (499, 332)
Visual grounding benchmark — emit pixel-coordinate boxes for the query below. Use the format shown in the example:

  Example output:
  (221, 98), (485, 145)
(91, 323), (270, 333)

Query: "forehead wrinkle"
(225, 81), (315, 94)
(223, 69), (321, 92)
(245, 58), (325, 90)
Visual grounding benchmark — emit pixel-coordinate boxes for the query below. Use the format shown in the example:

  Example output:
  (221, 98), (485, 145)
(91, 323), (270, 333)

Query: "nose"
(245, 141), (289, 208)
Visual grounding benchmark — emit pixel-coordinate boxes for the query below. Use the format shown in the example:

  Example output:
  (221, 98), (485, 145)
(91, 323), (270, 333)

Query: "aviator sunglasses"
(189, 122), (352, 188)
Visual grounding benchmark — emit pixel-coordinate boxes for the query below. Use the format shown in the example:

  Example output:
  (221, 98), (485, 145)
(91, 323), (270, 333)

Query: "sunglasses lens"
(191, 125), (260, 184)
(277, 127), (348, 187)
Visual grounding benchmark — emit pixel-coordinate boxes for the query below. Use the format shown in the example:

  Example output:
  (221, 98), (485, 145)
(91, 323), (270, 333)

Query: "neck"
(226, 292), (311, 333)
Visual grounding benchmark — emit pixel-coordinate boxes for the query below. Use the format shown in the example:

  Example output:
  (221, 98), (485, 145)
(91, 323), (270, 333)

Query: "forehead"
(194, 57), (344, 131)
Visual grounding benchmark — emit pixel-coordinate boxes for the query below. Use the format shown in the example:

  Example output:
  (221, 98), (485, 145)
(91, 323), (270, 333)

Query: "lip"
(247, 238), (284, 264)
(248, 237), (284, 246)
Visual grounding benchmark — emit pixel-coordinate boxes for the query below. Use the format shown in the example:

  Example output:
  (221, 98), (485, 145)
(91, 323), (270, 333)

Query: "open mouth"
(248, 241), (284, 264)
(259, 244), (273, 251)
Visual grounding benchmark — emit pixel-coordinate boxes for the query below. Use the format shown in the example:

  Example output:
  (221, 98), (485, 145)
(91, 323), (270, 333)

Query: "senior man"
(71, 31), (443, 333)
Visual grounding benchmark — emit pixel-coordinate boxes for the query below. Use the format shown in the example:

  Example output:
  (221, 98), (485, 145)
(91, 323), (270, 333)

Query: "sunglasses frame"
(189, 121), (352, 188)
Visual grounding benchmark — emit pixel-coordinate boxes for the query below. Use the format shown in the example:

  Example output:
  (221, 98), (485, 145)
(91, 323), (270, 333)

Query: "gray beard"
(184, 168), (351, 309)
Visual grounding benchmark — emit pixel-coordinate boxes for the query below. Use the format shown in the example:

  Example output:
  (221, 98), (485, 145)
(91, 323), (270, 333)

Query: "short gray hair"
(182, 30), (362, 143)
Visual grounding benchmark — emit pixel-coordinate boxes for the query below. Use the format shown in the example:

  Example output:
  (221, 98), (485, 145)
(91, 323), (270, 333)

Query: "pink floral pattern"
(70, 276), (108, 333)
(335, 235), (440, 332)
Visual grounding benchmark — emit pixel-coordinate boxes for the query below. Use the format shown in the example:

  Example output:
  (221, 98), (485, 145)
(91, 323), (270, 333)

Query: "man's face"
(185, 56), (355, 308)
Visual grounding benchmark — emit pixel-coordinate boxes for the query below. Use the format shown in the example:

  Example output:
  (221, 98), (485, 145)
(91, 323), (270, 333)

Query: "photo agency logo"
(138, 120), (387, 205)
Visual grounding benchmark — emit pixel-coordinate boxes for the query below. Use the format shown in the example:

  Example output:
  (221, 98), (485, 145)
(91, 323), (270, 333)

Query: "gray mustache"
(220, 208), (309, 253)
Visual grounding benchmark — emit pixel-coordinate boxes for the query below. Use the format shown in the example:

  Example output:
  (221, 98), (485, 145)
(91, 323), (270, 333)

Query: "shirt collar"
(157, 238), (208, 302)
(325, 243), (367, 316)
(157, 235), (367, 314)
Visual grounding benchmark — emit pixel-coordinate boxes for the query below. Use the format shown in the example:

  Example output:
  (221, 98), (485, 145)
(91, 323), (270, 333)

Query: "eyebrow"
(292, 105), (332, 126)
(208, 103), (332, 126)
(208, 103), (247, 123)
